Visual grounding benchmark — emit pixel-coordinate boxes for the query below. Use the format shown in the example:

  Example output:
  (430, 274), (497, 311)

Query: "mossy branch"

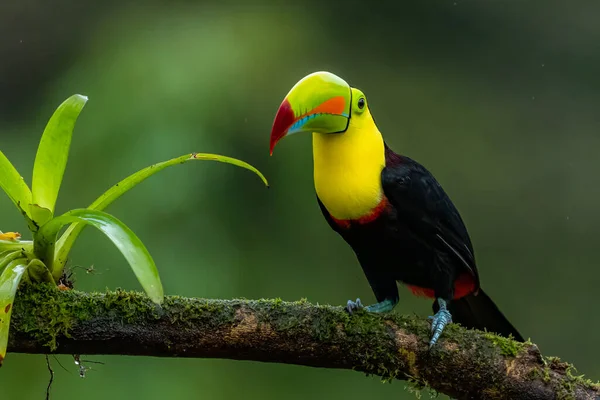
(6, 285), (600, 400)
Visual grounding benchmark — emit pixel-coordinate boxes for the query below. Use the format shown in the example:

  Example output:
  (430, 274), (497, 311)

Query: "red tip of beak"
(270, 98), (295, 155)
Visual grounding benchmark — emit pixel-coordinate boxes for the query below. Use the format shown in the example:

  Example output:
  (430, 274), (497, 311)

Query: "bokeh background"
(1, 0), (599, 398)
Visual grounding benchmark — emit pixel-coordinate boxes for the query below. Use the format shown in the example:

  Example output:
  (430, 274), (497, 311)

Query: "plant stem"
(32, 230), (56, 279)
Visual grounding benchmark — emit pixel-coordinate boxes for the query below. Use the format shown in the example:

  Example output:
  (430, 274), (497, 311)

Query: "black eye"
(357, 98), (365, 109)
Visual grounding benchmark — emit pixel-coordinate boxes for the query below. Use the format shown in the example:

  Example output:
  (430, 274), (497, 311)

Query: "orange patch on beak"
(309, 96), (347, 116)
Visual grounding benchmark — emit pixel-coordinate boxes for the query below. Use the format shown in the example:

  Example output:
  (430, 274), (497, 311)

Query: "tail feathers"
(435, 288), (524, 342)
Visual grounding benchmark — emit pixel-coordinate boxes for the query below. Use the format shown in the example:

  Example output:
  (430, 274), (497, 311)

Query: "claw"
(345, 298), (363, 314)
(428, 298), (452, 347)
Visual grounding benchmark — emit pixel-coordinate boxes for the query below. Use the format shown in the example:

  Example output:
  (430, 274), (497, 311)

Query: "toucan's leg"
(365, 298), (397, 312)
(428, 298), (452, 347)
(346, 269), (399, 314)
(346, 297), (398, 314)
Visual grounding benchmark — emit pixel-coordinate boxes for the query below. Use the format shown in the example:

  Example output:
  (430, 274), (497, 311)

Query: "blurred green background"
(1, 0), (599, 398)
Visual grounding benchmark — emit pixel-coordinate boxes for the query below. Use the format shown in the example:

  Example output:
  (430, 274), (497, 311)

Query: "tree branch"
(7, 285), (600, 399)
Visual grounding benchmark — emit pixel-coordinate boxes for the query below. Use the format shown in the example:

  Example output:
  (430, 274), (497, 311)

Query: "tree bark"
(6, 284), (600, 400)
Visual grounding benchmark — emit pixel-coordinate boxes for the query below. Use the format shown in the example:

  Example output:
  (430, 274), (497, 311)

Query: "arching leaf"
(0, 151), (33, 225)
(0, 257), (28, 365)
(31, 94), (88, 225)
(36, 209), (163, 304)
(54, 152), (268, 269)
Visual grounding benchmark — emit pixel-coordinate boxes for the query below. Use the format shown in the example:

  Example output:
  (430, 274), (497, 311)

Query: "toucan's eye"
(357, 98), (365, 109)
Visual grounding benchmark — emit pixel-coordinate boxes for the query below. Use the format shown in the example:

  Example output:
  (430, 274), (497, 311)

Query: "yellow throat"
(312, 107), (386, 221)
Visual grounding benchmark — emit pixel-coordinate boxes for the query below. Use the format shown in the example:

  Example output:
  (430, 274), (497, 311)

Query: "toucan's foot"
(346, 297), (398, 314)
(365, 298), (397, 313)
(0, 232), (21, 241)
(428, 298), (452, 347)
(346, 298), (363, 314)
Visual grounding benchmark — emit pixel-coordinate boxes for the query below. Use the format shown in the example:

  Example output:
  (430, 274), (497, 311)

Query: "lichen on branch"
(7, 284), (600, 400)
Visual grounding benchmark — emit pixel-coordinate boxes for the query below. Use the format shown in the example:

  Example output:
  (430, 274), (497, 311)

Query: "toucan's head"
(269, 71), (369, 155)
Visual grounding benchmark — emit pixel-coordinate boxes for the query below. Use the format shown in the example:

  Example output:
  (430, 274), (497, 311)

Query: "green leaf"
(36, 209), (163, 303)
(54, 152), (268, 270)
(29, 204), (53, 229)
(0, 239), (33, 254)
(31, 94), (88, 225)
(0, 150), (33, 223)
(0, 251), (25, 275)
(0, 257), (28, 365)
(26, 258), (54, 284)
(91, 152), (268, 210)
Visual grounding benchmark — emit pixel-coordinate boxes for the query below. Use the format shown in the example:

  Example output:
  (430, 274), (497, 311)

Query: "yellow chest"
(312, 115), (386, 221)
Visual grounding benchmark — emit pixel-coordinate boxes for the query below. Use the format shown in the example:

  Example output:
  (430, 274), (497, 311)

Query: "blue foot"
(345, 298), (397, 314)
(346, 298), (363, 314)
(428, 298), (452, 347)
(365, 298), (396, 313)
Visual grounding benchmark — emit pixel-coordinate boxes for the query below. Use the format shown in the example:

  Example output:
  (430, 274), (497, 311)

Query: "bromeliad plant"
(0, 94), (268, 365)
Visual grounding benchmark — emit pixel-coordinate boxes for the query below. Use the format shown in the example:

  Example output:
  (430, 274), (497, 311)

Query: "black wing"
(381, 148), (479, 288)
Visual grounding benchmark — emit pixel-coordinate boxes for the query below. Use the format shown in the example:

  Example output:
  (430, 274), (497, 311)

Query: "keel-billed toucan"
(269, 71), (524, 346)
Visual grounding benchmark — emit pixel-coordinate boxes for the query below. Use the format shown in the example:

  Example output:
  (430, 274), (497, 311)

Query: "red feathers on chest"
(329, 196), (391, 229)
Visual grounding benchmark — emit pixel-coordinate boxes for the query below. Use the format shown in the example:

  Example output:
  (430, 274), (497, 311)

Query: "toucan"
(269, 71), (524, 346)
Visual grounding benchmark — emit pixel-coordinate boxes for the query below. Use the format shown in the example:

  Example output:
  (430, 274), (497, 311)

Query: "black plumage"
(317, 143), (523, 342)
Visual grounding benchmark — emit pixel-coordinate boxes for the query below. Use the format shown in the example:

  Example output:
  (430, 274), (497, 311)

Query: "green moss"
(13, 284), (93, 350)
(543, 366), (552, 383)
(560, 363), (600, 397)
(549, 360), (600, 400)
(482, 332), (524, 357)
(163, 295), (236, 328)
(526, 356), (600, 399)
(250, 297), (312, 333)
(245, 298), (411, 381)
(11, 283), (239, 351)
(404, 377), (437, 399)
(404, 378), (426, 399)
(102, 288), (160, 323)
(13, 285), (167, 349)
(344, 313), (427, 382)
(272, 297), (283, 307)
(399, 348), (417, 372)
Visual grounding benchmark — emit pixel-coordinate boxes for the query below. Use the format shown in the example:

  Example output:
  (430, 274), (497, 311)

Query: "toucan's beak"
(269, 71), (351, 155)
